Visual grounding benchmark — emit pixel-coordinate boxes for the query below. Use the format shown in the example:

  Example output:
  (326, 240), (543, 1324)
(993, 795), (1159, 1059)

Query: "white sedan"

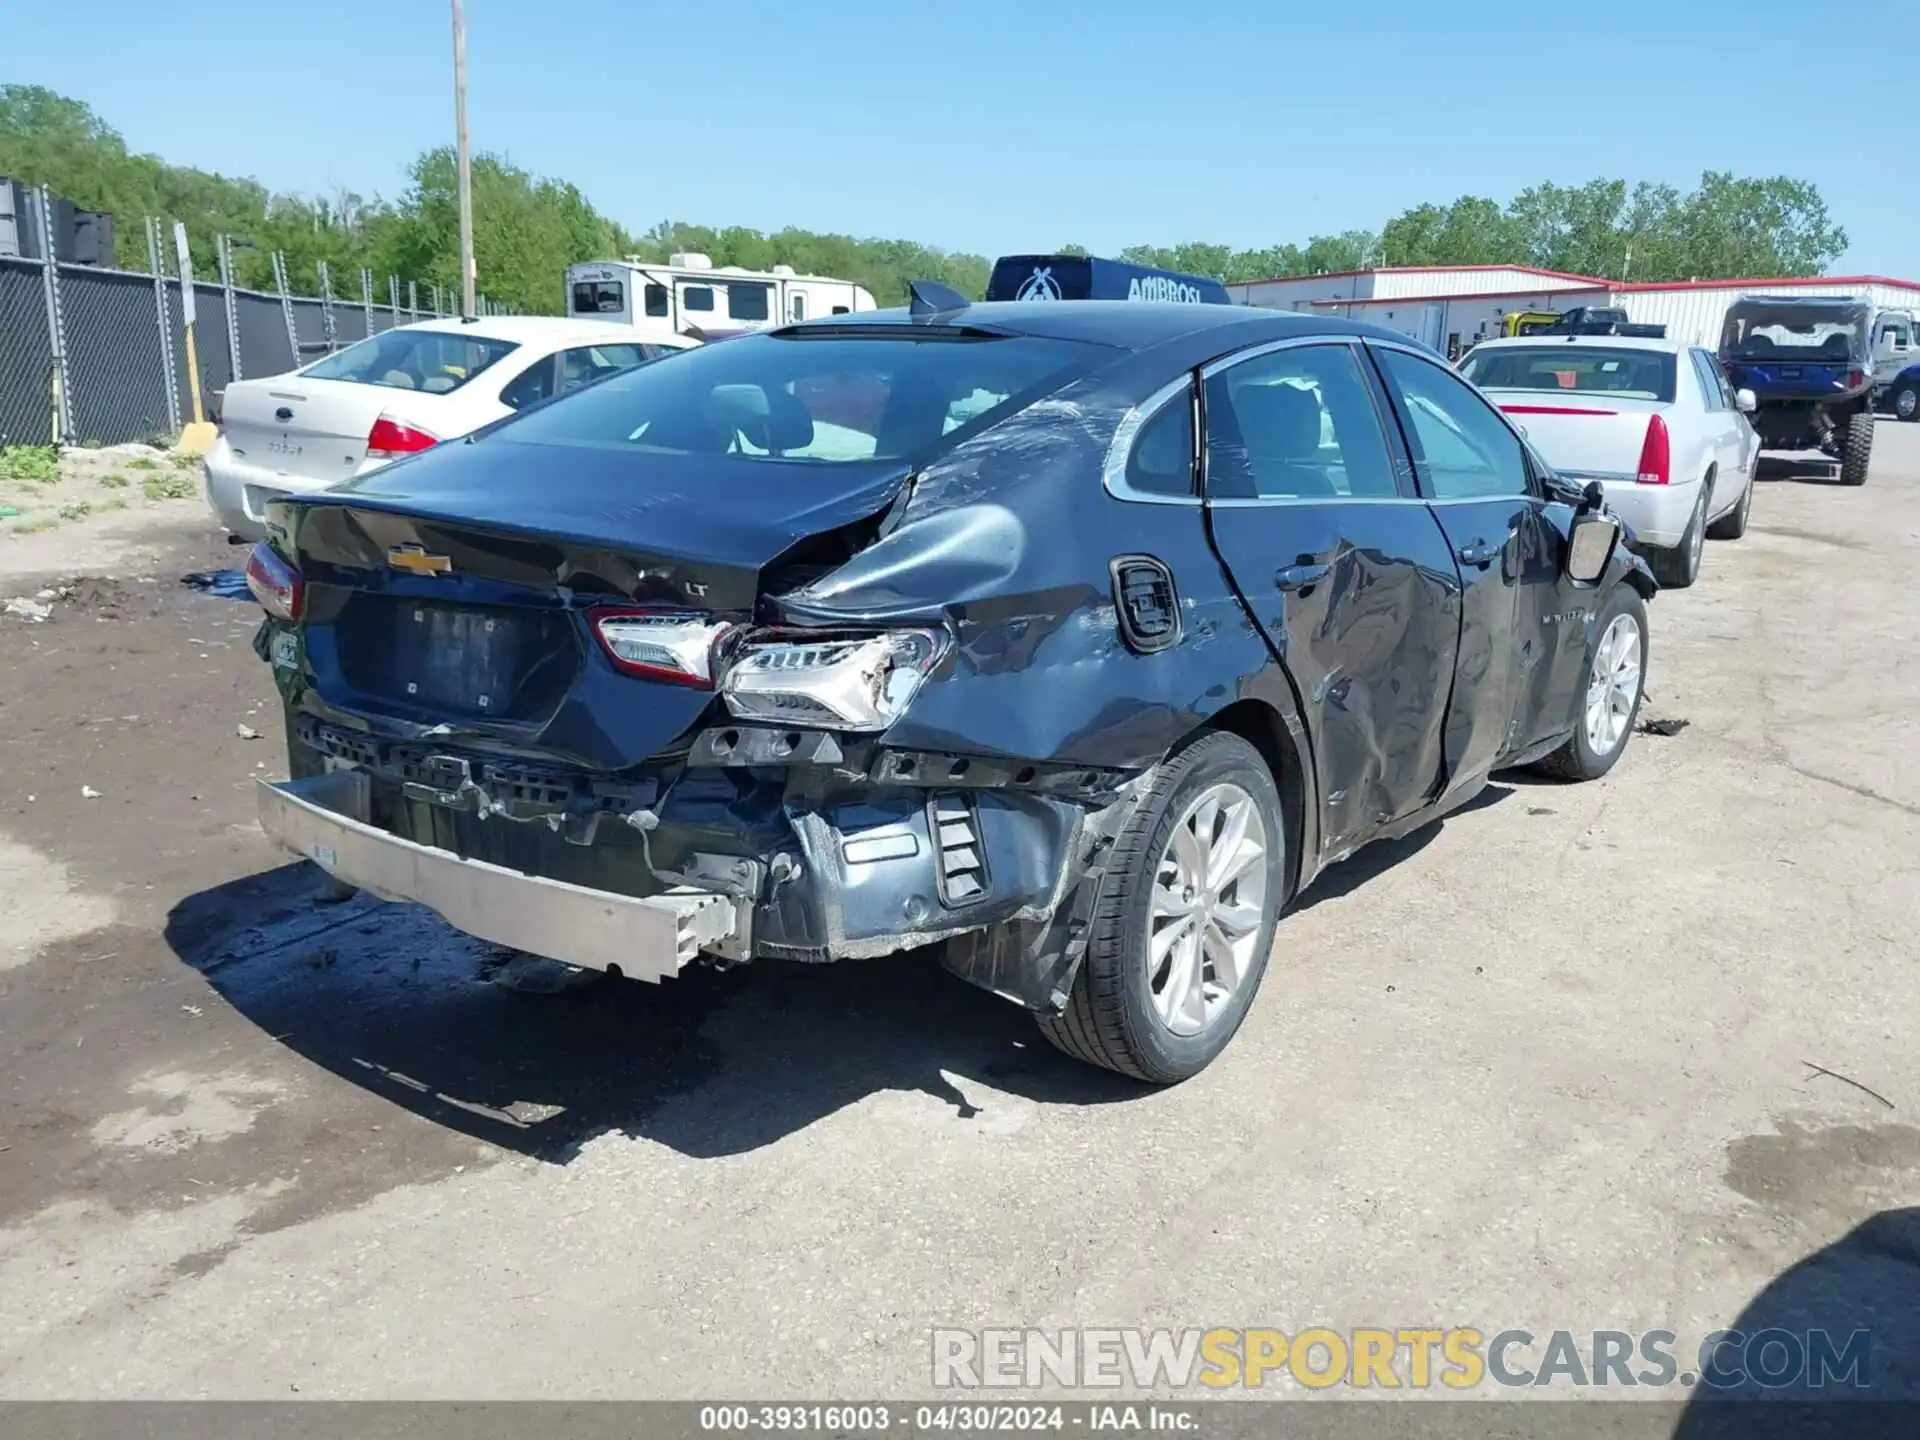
(1458, 335), (1759, 589)
(204, 316), (697, 541)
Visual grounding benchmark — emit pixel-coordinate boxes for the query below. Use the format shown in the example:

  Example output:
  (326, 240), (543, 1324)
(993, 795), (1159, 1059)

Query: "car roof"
(398, 315), (696, 347)
(791, 300), (1402, 352)
(1469, 334), (1687, 355)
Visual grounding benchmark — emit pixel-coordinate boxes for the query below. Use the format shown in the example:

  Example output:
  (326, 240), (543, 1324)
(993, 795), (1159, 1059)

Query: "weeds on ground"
(143, 474), (197, 501)
(57, 500), (92, 522)
(0, 446), (60, 482)
(171, 453), (200, 471)
(126, 456), (160, 471)
(99, 497), (128, 512)
(12, 516), (57, 534)
(99, 473), (128, 488)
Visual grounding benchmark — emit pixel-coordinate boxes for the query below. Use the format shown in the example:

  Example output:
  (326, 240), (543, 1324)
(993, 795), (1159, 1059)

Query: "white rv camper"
(564, 253), (877, 338)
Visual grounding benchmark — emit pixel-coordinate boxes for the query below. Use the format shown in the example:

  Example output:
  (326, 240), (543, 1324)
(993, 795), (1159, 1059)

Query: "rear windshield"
(495, 328), (1111, 464)
(1460, 346), (1676, 402)
(1720, 303), (1868, 363)
(301, 329), (519, 394)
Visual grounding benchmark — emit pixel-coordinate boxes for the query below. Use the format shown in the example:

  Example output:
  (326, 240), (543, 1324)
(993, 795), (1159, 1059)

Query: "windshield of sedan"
(495, 327), (1111, 463)
(301, 328), (520, 393)
(1460, 346), (1676, 402)
(1719, 302), (1869, 363)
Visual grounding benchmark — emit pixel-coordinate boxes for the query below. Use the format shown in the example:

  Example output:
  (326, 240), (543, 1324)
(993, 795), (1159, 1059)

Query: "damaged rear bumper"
(257, 770), (742, 981)
(269, 720), (1139, 1010)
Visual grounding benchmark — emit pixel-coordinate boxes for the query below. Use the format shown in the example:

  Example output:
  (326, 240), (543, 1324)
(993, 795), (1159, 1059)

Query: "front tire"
(1648, 489), (1705, 588)
(1535, 587), (1648, 782)
(1840, 412), (1873, 486)
(1037, 731), (1284, 1084)
(1894, 382), (1920, 423)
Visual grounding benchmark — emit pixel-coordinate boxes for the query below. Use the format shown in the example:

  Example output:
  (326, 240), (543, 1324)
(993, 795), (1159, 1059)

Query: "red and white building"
(1225, 265), (1920, 355)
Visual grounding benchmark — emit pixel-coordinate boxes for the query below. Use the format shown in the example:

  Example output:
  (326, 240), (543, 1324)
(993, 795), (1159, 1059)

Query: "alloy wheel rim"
(1147, 782), (1269, 1038)
(1689, 501), (1705, 571)
(1900, 390), (1917, 420)
(1584, 613), (1642, 757)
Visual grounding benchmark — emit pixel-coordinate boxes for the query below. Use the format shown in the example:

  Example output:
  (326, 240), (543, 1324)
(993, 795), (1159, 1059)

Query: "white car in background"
(1458, 335), (1759, 589)
(204, 316), (697, 540)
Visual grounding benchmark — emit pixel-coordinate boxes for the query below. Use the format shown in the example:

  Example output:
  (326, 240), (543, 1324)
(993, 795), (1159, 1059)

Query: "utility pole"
(452, 0), (476, 317)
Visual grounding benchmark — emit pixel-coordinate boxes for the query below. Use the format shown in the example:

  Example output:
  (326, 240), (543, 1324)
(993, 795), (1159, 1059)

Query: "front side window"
(682, 286), (715, 313)
(302, 329), (519, 394)
(496, 328), (1109, 467)
(727, 283), (771, 322)
(1460, 345), (1677, 403)
(1376, 346), (1531, 501)
(1203, 344), (1398, 501)
(1881, 319), (1913, 352)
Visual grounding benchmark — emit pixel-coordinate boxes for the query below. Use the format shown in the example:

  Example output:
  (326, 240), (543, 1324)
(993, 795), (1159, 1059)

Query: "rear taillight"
(245, 542), (303, 620)
(366, 414), (439, 460)
(1846, 369), (1864, 390)
(1635, 414), (1670, 485)
(590, 607), (738, 688)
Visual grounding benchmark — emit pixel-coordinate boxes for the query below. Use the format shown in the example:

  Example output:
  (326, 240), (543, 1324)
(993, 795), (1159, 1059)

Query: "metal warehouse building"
(1226, 266), (1920, 355)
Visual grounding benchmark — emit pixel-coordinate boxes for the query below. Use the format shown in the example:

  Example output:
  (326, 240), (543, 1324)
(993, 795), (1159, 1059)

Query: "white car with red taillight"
(204, 316), (696, 541)
(1459, 335), (1759, 589)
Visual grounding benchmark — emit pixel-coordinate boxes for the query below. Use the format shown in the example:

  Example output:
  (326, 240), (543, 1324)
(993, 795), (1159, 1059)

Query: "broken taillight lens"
(366, 414), (439, 460)
(245, 542), (303, 621)
(721, 629), (947, 731)
(1635, 413), (1671, 485)
(591, 608), (738, 688)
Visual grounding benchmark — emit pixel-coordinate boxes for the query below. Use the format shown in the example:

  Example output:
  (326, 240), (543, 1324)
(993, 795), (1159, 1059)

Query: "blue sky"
(12, 0), (1918, 274)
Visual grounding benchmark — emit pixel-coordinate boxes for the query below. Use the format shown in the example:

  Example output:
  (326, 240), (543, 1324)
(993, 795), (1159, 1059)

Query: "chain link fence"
(0, 187), (510, 449)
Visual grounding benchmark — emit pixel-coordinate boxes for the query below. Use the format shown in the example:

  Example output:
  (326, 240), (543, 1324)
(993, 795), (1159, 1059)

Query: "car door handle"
(1276, 560), (1333, 591)
(1456, 538), (1500, 568)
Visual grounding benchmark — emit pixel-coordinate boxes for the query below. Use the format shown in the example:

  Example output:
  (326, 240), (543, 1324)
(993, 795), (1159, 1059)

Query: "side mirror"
(1566, 501), (1621, 585)
(1735, 388), (1757, 413)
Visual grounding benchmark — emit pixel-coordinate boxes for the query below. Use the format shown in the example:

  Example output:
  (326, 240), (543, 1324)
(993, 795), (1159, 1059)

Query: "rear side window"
(1460, 345), (1676, 402)
(1204, 344), (1398, 500)
(302, 329), (519, 394)
(1125, 386), (1195, 497)
(498, 330), (1109, 466)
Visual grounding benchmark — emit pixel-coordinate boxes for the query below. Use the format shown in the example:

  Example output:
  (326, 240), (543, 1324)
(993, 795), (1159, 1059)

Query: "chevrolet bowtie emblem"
(387, 544), (453, 576)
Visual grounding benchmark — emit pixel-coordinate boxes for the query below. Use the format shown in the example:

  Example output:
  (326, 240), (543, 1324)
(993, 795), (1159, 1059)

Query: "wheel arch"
(1186, 696), (1313, 904)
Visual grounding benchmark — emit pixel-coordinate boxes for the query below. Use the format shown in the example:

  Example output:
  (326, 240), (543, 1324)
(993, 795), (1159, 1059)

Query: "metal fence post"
(316, 260), (338, 352)
(217, 234), (243, 381)
(361, 268), (374, 335)
(408, 280), (419, 321)
(388, 274), (401, 327)
(34, 187), (73, 444)
(144, 217), (183, 434)
(270, 251), (299, 367)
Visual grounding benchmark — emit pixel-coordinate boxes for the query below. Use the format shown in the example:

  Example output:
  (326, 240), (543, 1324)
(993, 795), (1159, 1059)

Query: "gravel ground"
(0, 427), (1915, 1403)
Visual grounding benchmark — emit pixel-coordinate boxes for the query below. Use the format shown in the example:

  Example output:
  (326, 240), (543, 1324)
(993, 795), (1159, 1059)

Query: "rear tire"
(1648, 490), (1705, 588)
(1705, 473), (1751, 540)
(1036, 731), (1284, 1084)
(1894, 382), (1920, 423)
(1839, 412), (1873, 486)
(1535, 587), (1648, 782)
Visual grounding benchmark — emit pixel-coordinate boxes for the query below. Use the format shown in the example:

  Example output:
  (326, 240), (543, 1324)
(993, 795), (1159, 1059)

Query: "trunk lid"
(1489, 392), (1666, 481)
(221, 375), (445, 484)
(277, 436), (912, 769)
